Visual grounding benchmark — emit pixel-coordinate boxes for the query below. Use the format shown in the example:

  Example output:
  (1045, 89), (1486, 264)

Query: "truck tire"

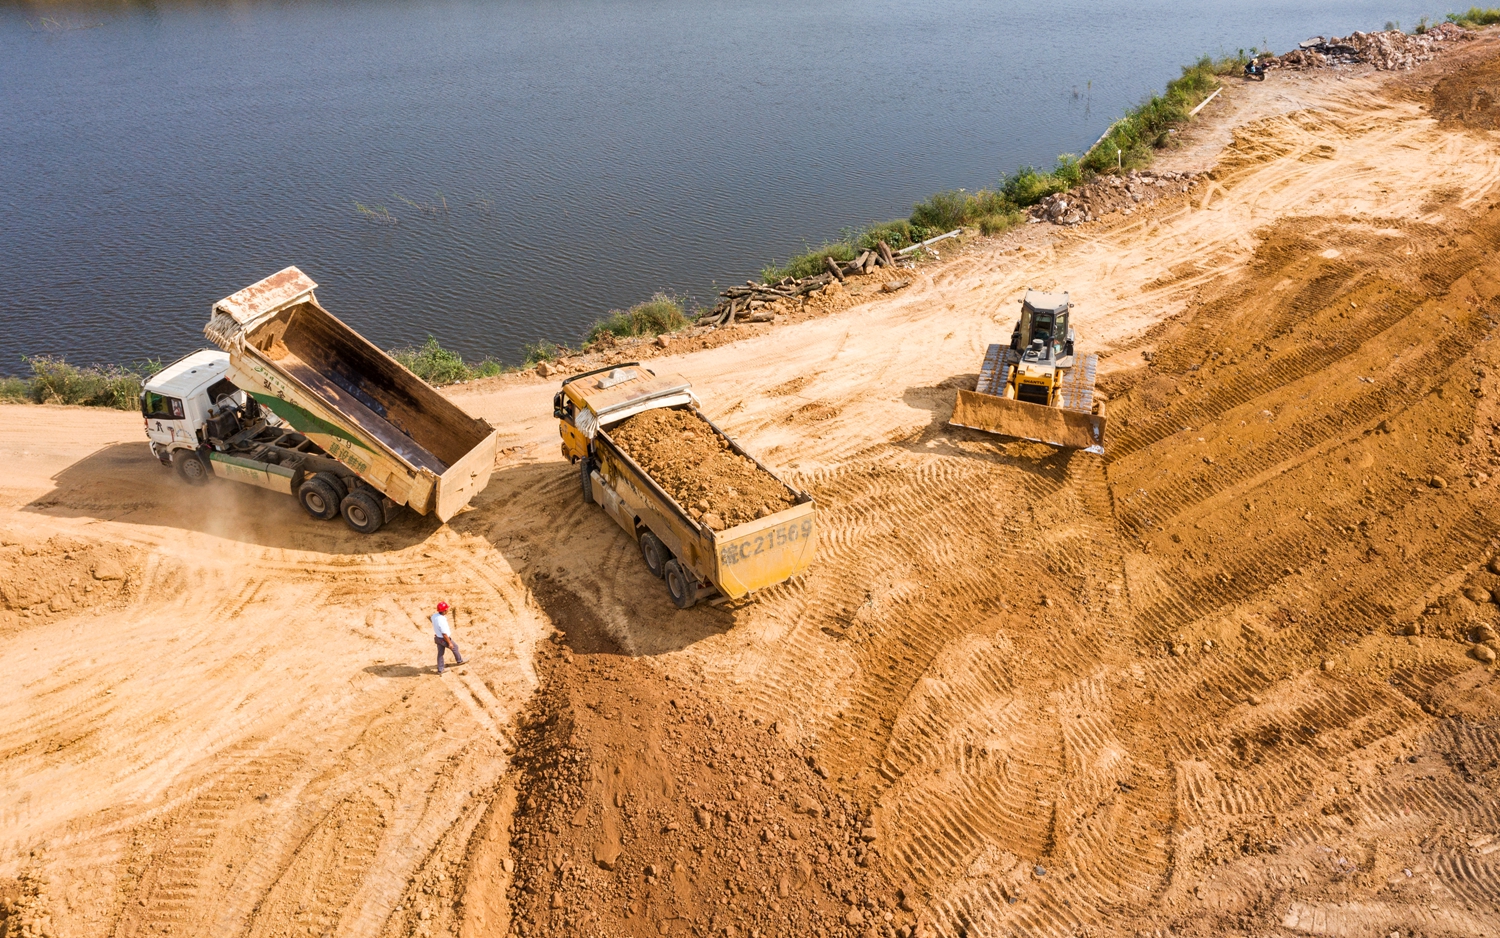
(580, 457), (594, 505)
(340, 489), (385, 535)
(174, 450), (210, 485)
(639, 531), (668, 579)
(297, 475), (342, 520)
(663, 559), (699, 610)
(319, 473), (348, 504)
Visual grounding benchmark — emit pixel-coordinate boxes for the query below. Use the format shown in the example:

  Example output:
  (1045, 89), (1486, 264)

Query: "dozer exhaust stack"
(950, 390), (1106, 453)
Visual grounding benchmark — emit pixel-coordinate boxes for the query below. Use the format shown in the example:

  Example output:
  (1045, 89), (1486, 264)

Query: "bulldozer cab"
(1012, 290), (1072, 363)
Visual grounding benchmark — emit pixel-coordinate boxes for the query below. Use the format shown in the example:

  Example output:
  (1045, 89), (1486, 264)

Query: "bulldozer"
(949, 290), (1106, 453)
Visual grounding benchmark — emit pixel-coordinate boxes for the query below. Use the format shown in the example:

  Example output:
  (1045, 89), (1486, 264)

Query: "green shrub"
(911, 188), (1020, 231)
(910, 191), (972, 231)
(1447, 6), (1500, 26)
(23, 356), (158, 409)
(390, 336), (506, 385)
(855, 219), (920, 252)
(1002, 156), (1082, 207)
(586, 294), (690, 345)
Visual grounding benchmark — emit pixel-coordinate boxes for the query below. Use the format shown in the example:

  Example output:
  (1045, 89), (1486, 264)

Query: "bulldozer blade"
(949, 390), (1106, 453)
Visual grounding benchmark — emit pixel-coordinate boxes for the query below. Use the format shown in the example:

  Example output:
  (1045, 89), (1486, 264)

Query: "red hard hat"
(436, 601), (450, 613)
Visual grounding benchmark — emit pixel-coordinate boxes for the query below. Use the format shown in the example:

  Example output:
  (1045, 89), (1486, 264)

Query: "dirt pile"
(1432, 51), (1500, 128)
(0, 533), (138, 632)
(504, 642), (907, 938)
(609, 408), (796, 529)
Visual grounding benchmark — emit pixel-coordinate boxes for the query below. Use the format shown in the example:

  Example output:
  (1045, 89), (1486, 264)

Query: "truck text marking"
(720, 518), (812, 566)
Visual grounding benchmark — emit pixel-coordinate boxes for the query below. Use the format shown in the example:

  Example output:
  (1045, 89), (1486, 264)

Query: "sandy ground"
(7, 37), (1500, 938)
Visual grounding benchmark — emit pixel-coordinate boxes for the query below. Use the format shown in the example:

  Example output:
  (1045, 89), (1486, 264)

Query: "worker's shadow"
(25, 441), (433, 553)
(449, 459), (735, 658)
(898, 378), (1082, 481)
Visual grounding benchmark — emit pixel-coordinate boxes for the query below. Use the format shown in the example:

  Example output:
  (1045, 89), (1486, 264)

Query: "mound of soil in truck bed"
(608, 407), (795, 529)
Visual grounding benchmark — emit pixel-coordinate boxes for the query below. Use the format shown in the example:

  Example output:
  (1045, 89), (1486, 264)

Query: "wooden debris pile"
(697, 241), (905, 327)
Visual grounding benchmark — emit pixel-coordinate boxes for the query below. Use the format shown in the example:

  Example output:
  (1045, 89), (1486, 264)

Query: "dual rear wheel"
(639, 530), (699, 609)
(298, 473), (385, 534)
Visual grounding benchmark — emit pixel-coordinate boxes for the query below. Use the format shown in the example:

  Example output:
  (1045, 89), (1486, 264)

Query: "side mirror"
(552, 392), (567, 421)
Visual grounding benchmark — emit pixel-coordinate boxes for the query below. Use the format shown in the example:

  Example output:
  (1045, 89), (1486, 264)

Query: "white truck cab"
(141, 349), (253, 477)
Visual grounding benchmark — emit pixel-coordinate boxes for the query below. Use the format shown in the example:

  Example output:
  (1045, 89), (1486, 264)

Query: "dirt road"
(6, 39), (1500, 938)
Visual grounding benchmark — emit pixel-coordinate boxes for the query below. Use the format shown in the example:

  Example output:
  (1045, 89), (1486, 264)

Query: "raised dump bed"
(185, 266), (498, 529)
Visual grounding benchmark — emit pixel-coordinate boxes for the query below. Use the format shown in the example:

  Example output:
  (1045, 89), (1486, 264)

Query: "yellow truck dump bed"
(556, 364), (816, 607)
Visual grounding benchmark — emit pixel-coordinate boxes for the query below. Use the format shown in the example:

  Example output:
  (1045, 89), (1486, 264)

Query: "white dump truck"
(141, 267), (498, 534)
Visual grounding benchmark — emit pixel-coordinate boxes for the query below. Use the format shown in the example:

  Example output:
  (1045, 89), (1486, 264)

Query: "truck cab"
(141, 349), (256, 477)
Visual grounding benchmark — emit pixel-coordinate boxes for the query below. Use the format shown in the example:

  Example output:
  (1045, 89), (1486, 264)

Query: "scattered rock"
(654, 334), (671, 348)
(1475, 644), (1497, 664)
(1465, 587), (1491, 604)
(535, 361), (553, 378)
(701, 512), (726, 531)
(593, 840), (620, 870)
(1321, 659), (1336, 672)
(1430, 475), (1448, 489)
(1402, 622), (1422, 636)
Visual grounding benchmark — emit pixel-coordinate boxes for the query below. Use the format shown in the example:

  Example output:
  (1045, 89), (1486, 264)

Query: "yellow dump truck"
(152, 266), (500, 534)
(555, 364), (816, 608)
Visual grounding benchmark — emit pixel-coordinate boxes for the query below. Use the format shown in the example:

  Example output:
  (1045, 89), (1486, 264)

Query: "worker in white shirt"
(431, 601), (465, 673)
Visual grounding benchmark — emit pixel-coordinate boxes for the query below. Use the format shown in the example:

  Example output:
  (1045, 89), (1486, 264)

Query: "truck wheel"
(663, 559), (699, 610)
(580, 457), (594, 505)
(297, 476), (342, 520)
(340, 489), (384, 534)
(340, 490), (385, 534)
(639, 531), (668, 579)
(174, 450), (210, 485)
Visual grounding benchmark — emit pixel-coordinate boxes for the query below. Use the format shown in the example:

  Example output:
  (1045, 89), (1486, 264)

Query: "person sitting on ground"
(431, 601), (465, 673)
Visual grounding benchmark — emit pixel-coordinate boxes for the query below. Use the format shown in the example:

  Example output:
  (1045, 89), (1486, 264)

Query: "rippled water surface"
(1, 0), (1434, 369)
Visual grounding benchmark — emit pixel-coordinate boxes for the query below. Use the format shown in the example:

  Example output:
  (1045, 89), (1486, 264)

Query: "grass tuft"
(389, 337), (505, 385)
(0, 375), (30, 403)
(586, 294), (690, 345)
(523, 341), (568, 367)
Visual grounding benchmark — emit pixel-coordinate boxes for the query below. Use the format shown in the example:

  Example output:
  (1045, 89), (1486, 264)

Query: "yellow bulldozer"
(949, 290), (1106, 453)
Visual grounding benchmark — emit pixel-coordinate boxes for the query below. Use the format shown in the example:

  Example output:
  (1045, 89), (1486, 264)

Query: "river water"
(0, 0), (1434, 371)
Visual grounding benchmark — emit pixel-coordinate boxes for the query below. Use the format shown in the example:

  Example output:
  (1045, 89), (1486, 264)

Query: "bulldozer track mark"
(242, 794), (387, 938)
